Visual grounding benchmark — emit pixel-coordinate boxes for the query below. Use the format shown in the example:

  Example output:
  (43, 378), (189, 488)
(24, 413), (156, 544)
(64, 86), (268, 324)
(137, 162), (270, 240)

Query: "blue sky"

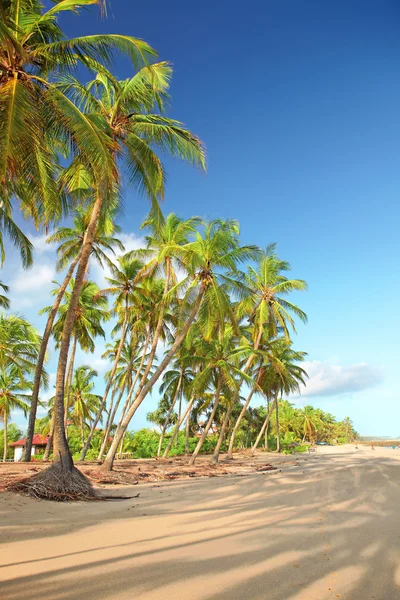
(5, 0), (400, 435)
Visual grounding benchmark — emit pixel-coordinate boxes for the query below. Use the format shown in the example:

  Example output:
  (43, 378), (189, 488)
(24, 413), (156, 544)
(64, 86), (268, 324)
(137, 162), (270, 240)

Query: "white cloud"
(29, 234), (55, 255)
(10, 262), (56, 309)
(296, 360), (384, 398)
(89, 231), (145, 289)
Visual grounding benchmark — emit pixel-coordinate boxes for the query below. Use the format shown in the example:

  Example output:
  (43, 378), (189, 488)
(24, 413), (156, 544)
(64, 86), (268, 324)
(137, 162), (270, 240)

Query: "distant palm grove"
(0, 1), (356, 498)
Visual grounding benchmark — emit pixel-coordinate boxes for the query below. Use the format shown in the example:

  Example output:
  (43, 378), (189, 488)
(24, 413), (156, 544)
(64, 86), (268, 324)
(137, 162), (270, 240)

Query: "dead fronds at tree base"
(7, 464), (98, 502)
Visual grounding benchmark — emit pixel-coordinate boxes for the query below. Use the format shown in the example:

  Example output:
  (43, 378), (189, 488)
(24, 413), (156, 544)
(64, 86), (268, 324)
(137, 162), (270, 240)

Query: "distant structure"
(9, 434), (49, 462)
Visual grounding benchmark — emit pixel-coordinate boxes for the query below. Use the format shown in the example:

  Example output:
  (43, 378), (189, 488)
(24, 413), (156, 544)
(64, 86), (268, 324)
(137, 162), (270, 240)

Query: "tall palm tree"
(102, 219), (258, 471)
(24, 210), (123, 460)
(51, 64), (205, 479)
(227, 246), (307, 458)
(0, 365), (31, 461)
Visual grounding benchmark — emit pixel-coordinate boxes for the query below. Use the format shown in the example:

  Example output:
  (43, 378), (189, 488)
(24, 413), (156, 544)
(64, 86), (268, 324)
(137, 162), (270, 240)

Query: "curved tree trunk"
(3, 412), (7, 462)
(265, 398), (270, 449)
(163, 391), (195, 458)
(132, 259), (171, 403)
(157, 372), (182, 457)
(250, 398), (276, 456)
(102, 285), (205, 471)
(227, 377), (260, 459)
(97, 382), (122, 460)
(275, 395), (281, 453)
(212, 402), (233, 463)
(64, 336), (77, 437)
(226, 329), (263, 459)
(189, 373), (222, 466)
(110, 328), (151, 450)
(185, 405), (191, 455)
(53, 194), (103, 471)
(43, 413), (55, 461)
(80, 298), (129, 460)
(23, 250), (82, 461)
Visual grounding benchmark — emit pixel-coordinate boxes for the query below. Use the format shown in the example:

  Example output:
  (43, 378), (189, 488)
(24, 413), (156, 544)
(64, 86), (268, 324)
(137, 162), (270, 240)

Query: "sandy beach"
(1, 445), (400, 600)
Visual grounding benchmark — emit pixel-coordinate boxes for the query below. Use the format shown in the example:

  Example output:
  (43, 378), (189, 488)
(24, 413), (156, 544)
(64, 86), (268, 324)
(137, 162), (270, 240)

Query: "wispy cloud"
(297, 360), (384, 397)
(10, 263), (56, 309)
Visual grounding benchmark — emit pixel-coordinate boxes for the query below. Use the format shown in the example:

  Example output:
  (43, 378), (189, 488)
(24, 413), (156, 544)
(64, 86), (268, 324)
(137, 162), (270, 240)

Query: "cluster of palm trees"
(0, 1), (351, 494)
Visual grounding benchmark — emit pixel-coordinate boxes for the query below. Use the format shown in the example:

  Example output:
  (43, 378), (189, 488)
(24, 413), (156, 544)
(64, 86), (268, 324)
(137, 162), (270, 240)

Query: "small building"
(9, 434), (49, 462)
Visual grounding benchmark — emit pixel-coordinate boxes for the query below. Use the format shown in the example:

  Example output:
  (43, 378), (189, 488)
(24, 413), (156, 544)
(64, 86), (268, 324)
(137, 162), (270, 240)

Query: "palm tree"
(69, 366), (102, 447)
(24, 210), (123, 460)
(187, 327), (255, 465)
(39, 279), (108, 457)
(102, 219), (258, 471)
(50, 63), (205, 480)
(156, 354), (195, 456)
(80, 254), (144, 459)
(251, 341), (307, 454)
(0, 366), (31, 461)
(0, 314), (44, 376)
(227, 245), (307, 458)
(298, 406), (322, 443)
(0, 0), (157, 281)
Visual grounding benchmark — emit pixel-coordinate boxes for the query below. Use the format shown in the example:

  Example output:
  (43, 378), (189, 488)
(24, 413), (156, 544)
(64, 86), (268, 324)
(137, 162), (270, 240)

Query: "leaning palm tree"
(24, 209), (123, 461)
(0, 366), (31, 461)
(38, 279), (108, 457)
(49, 65), (205, 491)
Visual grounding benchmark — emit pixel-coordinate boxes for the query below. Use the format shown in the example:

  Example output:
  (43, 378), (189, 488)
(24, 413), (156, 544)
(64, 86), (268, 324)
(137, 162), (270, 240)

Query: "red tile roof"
(9, 434), (49, 447)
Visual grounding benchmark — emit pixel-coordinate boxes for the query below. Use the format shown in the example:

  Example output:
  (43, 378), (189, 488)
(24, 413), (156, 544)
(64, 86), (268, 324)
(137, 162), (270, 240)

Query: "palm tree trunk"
(43, 413), (55, 461)
(112, 328), (151, 443)
(275, 395), (281, 453)
(185, 405), (191, 455)
(53, 193), (103, 471)
(133, 259), (171, 401)
(212, 403), (233, 463)
(226, 329), (263, 459)
(227, 377), (260, 459)
(64, 336), (77, 437)
(189, 373), (222, 466)
(3, 412), (8, 462)
(23, 250), (82, 462)
(265, 398), (270, 449)
(163, 391), (195, 458)
(157, 372), (182, 457)
(80, 299), (129, 460)
(102, 285), (205, 471)
(250, 399), (276, 456)
(80, 416), (85, 447)
(97, 382), (122, 460)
